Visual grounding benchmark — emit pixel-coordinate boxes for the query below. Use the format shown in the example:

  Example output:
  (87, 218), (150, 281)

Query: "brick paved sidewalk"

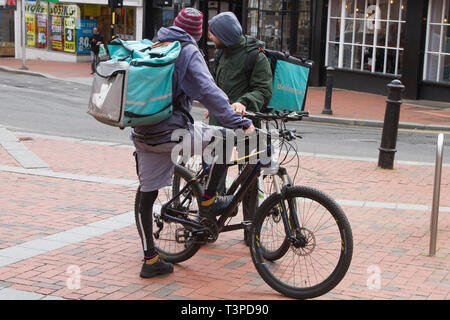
(0, 129), (449, 300)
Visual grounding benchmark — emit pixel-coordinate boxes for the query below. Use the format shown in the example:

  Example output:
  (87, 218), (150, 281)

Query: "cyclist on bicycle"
(132, 8), (255, 279)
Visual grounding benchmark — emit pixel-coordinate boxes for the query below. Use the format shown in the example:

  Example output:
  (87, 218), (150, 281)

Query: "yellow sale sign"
(64, 17), (76, 53)
(26, 14), (36, 46)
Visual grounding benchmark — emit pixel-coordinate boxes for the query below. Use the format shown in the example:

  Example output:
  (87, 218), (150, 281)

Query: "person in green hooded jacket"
(206, 12), (273, 127)
(206, 11), (273, 245)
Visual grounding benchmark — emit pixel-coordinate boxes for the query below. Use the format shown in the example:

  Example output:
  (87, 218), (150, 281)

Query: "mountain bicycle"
(134, 110), (353, 299)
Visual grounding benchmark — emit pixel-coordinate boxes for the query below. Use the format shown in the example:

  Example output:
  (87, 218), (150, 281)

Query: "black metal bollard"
(378, 80), (405, 169)
(322, 67), (334, 115)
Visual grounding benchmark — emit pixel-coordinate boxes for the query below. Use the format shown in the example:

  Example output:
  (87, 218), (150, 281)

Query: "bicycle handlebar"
(244, 110), (306, 141)
(244, 110), (309, 122)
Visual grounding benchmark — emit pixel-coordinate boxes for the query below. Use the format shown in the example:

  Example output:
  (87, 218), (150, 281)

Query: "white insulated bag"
(88, 61), (129, 127)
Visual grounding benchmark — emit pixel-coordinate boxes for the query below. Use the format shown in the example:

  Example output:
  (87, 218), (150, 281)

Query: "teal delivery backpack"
(88, 38), (182, 128)
(243, 47), (314, 112)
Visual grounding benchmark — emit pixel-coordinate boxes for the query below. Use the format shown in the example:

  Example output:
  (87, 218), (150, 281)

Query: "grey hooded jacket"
(132, 26), (251, 145)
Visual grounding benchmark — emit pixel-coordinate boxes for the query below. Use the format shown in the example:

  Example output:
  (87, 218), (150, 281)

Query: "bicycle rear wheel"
(250, 186), (353, 299)
(135, 165), (203, 264)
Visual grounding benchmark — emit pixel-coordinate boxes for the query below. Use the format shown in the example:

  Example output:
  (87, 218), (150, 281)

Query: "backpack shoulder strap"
(213, 49), (223, 79)
(172, 41), (196, 124)
(243, 47), (264, 82)
(180, 41), (192, 49)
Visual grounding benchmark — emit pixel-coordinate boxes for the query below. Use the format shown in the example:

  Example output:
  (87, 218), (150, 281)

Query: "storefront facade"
(15, 0), (144, 62)
(9, 0), (449, 101)
(145, 0), (448, 102)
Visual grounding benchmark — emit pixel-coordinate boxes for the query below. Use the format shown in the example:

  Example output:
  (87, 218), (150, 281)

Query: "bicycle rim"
(135, 165), (202, 264)
(250, 186), (353, 299)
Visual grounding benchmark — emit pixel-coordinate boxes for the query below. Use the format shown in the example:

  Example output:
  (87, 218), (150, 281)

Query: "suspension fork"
(272, 169), (301, 239)
(279, 167), (301, 230)
(272, 174), (292, 238)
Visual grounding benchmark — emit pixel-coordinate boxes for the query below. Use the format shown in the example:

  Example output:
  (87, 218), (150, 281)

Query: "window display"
(51, 15), (63, 50)
(297, 1), (311, 58)
(23, 1), (136, 55)
(26, 11), (36, 46)
(423, 0), (450, 83)
(37, 13), (47, 48)
(246, 0), (310, 56)
(0, 8), (15, 56)
(76, 19), (97, 53)
(25, 1), (80, 53)
(326, 0), (407, 75)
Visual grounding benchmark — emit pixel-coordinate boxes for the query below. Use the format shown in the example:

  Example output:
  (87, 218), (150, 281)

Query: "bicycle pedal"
(175, 228), (193, 243)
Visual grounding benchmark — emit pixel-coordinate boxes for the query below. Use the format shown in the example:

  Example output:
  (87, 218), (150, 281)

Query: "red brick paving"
(0, 58), (92, 79)
(20, 137), (136, 180)
(1, 133), (449, 300)
(305, 87), (450, 126)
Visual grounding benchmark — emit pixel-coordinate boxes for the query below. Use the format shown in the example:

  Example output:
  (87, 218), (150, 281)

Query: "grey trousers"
(133, 123), (229, 192)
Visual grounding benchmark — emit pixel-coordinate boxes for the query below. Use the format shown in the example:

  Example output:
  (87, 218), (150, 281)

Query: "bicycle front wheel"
(250, 186), (353, 299)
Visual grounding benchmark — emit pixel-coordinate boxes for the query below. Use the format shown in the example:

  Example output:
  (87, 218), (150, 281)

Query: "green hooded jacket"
(209, 35), (273, 128)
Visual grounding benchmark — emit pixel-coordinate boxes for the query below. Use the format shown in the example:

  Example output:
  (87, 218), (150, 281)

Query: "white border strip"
(0, 128), (50, 169)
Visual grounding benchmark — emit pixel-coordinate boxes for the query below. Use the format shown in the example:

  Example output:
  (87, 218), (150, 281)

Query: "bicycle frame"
(160, 146), (267, 233)
(160, 114), (307, 244)
(160, 145), (301, 242)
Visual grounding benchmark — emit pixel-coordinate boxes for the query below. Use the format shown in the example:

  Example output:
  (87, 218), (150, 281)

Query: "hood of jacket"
(224, 35), (265, 55)
(154, 26), (198, 47)
(244, 35), (265, 52)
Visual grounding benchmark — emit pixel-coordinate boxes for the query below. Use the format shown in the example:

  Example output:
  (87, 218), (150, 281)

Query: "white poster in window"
(366, 5), (381, 31)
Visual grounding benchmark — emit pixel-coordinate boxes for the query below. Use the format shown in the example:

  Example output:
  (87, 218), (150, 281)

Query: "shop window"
(0, 8), (15, 56)
(246, 0), (310, 56)
(81, 4), (108, 42)
(24, 1), (81, 53)
(326, 0), (407, 75)
(259, 10), (284, 51)
(423, 0), (450, 83)
(114, 7), (136, 40)
(21, 1), (138, 54)
(297, 1), (311, 58)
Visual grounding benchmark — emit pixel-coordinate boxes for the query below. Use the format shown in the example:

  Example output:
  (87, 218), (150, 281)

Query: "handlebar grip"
(244, 110), (309, 122)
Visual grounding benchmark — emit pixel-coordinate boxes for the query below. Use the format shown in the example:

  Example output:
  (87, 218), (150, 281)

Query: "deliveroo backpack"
(244, 48), (314, 112)
(88, 38), (183, 128)
(214, 39), (313, 113)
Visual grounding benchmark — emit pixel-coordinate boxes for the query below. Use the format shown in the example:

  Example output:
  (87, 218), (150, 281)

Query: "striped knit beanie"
(174, 8), (203, 42)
